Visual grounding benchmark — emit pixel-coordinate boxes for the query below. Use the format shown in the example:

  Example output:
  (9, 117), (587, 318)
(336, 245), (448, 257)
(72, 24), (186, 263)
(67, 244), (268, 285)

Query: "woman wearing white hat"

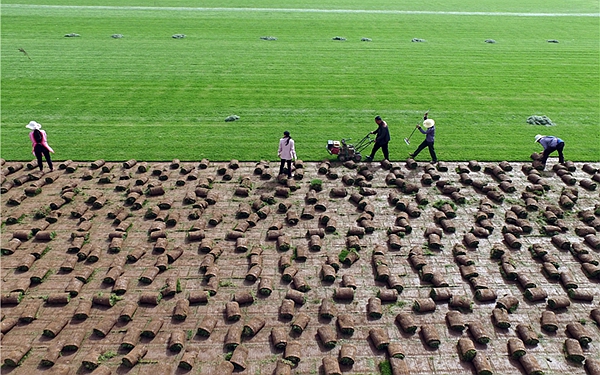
(409, 116), (437, 163)
(535, 134), (565, 167)
(26, 121), (54, 171)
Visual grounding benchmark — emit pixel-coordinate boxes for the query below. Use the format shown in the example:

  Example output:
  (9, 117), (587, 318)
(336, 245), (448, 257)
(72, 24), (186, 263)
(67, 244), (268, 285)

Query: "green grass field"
(1, 1), (598, 162)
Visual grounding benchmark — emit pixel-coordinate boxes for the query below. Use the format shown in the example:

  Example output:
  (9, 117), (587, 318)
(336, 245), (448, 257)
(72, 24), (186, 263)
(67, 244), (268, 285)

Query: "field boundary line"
(1, 4), (598, 17)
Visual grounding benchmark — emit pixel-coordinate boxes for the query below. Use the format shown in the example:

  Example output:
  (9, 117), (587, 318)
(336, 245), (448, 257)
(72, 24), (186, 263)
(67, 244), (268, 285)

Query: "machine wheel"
(353, 154), (362, 162)
(338, 155), (347, 162)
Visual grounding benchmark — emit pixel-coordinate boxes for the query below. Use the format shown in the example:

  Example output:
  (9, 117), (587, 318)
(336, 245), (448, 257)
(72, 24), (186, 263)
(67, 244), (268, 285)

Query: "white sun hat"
(534, 134), (544, 143)
(423, 119), (435, 128)
(26, 121), (42, 130)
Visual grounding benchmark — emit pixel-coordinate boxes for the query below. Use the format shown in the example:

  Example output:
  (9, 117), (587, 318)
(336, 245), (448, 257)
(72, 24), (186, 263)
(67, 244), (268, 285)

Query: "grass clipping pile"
(1, 157), (600, 374)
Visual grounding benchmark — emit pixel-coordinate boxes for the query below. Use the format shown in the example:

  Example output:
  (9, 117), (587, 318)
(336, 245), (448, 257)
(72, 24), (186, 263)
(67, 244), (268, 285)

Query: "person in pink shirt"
(26, 121), (54, 171)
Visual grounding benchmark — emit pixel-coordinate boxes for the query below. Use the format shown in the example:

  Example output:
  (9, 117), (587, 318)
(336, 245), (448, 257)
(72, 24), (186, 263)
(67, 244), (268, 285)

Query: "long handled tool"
(403, 125), (418, 145)
(404, 109), (430, 145)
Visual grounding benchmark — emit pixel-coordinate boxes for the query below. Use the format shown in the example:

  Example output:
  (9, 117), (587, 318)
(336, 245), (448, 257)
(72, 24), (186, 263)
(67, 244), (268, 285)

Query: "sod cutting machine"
(327, 134), (374, 162)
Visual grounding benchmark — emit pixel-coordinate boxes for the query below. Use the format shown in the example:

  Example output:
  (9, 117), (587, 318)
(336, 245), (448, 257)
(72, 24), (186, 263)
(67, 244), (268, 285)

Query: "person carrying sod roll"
(409, 112), (437, 163)
(365, 115), (391, 162)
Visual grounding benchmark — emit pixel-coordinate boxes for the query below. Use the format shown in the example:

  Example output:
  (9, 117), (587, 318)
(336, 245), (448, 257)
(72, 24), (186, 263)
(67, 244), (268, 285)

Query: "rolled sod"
(243, 316), (266, 337)
(430, 287), (452, 302)
(564, 338), (585, 363)
(471, 352), (493, 375)
(337, 314), (355, 335)
(369, 327), (390, 350)
(121, 326), (141, 350)
(3, 344), (31, 367)
(413, 298), (436, 313)
(271, 326), (288, 350)
(518, 353), (544, 375)
(318, 325), (337, 348)
(122, 345), (148, 368)
(291, 312), (310, 334)
(389, 357), (410, 375)
(258, 277), (273, 296)
(62, 329), (86, 351)
(284, 341), (301, 364)
(566, 322), (593, 347)
(92, 293), (118, 307)
(119, 301), (138, 322)
(178, 349), (197, 370)
(458, 338), (477, 361)
(73, 299), (92, 320)
(169, 329), (186, 352)
(230, 344), (248, 371)
(387, 342), (405, 359)
(339, 344), (357, 366)
(173, 298), (190, 321)
(516, 324), (539, 346)
(226, 301), (242, 321)
(224, 323), (243, 350)
(508, 338), (527, 359)
(112, 276), (129, 295)
(274, 360), (292, 375)
(139, 292), (161, 305)
(279, 299), (295, 320)
(322, 356), (342, 375)
(395, 312), (418, 334)
(547, 296), (571, 310)
(46, 292), (71, 305)
(524, 287), (548, 302)
(141, 319), (163, 338)
(1, 317), (19, 334)
(367, 297), (383, 319)
(42, 317), (69, 338)
(468, 322), (491, 345)
(40, 344), (62, 367)
(492, 308), (511, 329)
(319, 298), (337, 319)
(197, 316), (218, 337)
(446, 310), (466, 332)
(82, 350), (101, 370)
(420, 324), (441, 348)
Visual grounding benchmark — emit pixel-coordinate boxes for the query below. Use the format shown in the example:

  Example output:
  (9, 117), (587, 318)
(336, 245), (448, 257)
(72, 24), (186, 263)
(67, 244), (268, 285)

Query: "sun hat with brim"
(423, 119), (435, 128)
(26, 121), (42, 130)
(534, 134), (544, 143)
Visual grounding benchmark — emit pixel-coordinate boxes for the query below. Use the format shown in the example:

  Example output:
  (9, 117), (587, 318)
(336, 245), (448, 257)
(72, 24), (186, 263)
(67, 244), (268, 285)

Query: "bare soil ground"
(1, 158), (599, 375)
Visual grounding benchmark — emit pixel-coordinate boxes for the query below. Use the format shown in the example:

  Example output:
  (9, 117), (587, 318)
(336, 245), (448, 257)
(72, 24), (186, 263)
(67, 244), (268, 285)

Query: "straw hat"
(534, 134), (544, 143)
(26, 121), (41, 130)
(423, 119), (435, 128)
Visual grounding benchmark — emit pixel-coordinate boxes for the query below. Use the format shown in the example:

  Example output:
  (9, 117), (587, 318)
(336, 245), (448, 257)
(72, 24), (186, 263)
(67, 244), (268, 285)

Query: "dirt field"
(1, 157), (599, 375)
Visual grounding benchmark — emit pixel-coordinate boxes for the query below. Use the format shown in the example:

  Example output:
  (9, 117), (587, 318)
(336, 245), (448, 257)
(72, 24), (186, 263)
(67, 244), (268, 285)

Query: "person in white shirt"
(278, 130), (297, 178)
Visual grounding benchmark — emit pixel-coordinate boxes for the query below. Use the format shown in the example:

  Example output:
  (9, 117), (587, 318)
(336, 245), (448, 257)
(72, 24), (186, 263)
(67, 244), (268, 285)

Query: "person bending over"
(535, 134), (565, 168)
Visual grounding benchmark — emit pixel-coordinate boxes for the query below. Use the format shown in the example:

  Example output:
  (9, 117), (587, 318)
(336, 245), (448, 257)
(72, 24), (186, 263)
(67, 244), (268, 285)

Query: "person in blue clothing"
(365, 115), (391, 162)
(409, 115), (437, 163)
(535, 134), (565, 167)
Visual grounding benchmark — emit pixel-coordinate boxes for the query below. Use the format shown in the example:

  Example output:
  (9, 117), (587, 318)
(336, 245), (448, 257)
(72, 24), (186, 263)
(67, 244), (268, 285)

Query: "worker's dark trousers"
(34, 144), (53, 171)
(541, 142), (565, 164)
(412, 140), (437, 162)
(369, 142), (389, 160)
